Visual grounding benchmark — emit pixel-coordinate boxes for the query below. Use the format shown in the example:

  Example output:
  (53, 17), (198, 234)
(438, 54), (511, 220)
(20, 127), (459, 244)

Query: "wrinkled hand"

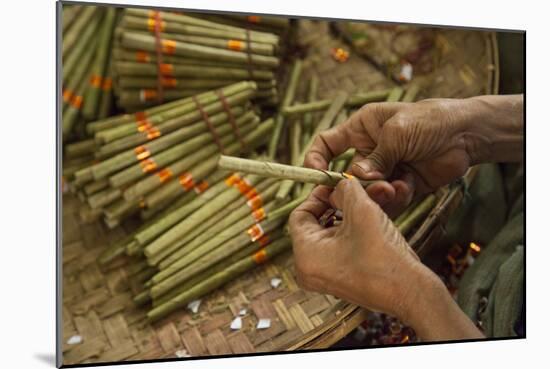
(288, 178), (438, 320)
(305, 99), (476, 215)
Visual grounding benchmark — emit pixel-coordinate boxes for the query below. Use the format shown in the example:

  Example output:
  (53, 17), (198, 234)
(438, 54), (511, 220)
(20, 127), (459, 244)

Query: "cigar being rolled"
(218, 155), (379, 188)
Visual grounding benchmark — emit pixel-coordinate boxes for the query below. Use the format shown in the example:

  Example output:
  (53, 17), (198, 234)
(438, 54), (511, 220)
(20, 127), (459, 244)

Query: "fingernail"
(353, 161), (372, 174)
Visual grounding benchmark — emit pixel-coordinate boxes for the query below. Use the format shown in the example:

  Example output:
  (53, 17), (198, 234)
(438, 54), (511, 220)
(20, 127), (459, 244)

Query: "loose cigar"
(218, 156), (379, 188)
(62, 6), (98, 58)
(92, 106), (245, 180)
(114, 48), (252, 69)
(156, 181), (280, 270)
(87, 187), (121, 210)
(109, 110), (254, 189)
(282, 89), (393, 117)
(386, 86), (405, 102)
(62, 36), (98, 111)
(82, 8), (117, 121)
(120, 32), (279, 68)
(149, 220), (285, 300)
(62, 72), (89, 139)
(62, 5), (83, 32)
(275, 118), (302, 200)
(397, 194), (437, 236)
(122, 116), (258, 201)
(116, 76), (275, 90)
(147, 236), (291, 322)
(302, 75), (319, 143)
(275, 91), (349, 200)
(64, 139), (97, 159)
(83, 178), (109, 196)
(401, 84), (421, 103)
(142, 117), (274, 208)
(114, 61), (275, 81)
(267, 59), (302, 158)
(63, 11), (102, 84)
(97, 58), (114, 119)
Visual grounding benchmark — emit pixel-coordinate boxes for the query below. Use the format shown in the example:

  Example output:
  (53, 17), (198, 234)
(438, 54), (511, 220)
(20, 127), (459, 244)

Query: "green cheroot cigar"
(275, 90), (349, 201)
(267, 59), (302, 159)
(82, 8), (117, 121)
(113, 60), (275, 81)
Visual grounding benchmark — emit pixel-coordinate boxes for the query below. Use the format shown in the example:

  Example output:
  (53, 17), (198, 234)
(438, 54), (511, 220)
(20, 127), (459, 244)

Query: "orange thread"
(247, 223), (264, 242)
(134, 145), (151, 161)
(236, 178), (253, 195)
(70, 95), (83, 109)
(252, 207), (266, 222)
(140, 89), (158, 102)
(157, 168), (173, 183)
(102, 78), (112, 91)
(136, 119), (153, 132)
(147, 18), (165, 32)
(247, 15), (261, 23)
(161, 77), (177, 87)
(161, 39), (176, 54)
(63, 89), (73, 103)
(247, 195), (262, 210)
(179, 172), (195, 191)
(193, 180), (209, 194)
(89, 74), (102, 88)
(257, 234), (270, 247)
(252, 248), (268, 264)
(136, 51), (150, 62)
(159, 63), (174, 76)
(227, 40), (244, 51)
(224, 173), (242, 187)
(140, 158), (157, 173)
(146, 127), (161, 140)
(135, 111), (148, 121)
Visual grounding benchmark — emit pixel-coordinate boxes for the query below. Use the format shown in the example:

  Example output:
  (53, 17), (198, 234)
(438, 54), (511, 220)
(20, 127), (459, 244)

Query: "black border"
(56, 1), (527, 368)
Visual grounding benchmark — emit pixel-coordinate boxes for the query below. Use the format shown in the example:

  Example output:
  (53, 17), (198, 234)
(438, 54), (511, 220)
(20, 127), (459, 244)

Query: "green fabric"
(442, 163), (508, 247)
(481, 245), (524, 337)
(436, 162), (524, 337)
(457, 212), (523, 320)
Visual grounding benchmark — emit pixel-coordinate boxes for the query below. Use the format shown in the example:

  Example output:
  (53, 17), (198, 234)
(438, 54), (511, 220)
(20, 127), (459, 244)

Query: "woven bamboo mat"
(62, 20), (497, 365)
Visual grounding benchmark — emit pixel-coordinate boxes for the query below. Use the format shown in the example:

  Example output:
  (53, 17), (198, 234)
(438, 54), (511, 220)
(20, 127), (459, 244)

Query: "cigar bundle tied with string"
(64, 81), (267, 228)
(110, 8), (286, 111)
(62, 5), (120, 141)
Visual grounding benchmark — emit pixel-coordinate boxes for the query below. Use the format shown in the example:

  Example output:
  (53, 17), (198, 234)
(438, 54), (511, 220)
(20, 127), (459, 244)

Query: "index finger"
(288, 186), (332, 237)
(303, 121), (352, 170)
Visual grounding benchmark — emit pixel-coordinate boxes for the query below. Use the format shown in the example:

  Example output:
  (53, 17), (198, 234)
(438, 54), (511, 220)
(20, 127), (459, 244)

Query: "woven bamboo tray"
(61, 19), (499, 365)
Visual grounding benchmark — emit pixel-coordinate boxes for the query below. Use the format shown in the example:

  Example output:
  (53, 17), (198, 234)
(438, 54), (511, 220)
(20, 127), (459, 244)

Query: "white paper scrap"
(175, 349), (190, 358)
(230, 316), (243, 330)
(187, 299), (201, 314)
(270, 277), (282, 288)
(257, 318), (271, 329)
(66, 335), (82, 345)
(239, 308), (247, 316)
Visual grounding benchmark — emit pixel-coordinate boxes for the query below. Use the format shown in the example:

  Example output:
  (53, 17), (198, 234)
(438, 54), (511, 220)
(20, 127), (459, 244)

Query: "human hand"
(288, 178), (438, 320)
(305, 98), (478, 215)
(288, 178), (485, 341)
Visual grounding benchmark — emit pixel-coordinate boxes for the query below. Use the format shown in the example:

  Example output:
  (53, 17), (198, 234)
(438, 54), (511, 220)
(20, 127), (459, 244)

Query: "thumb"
(351, 143), (398, 180)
